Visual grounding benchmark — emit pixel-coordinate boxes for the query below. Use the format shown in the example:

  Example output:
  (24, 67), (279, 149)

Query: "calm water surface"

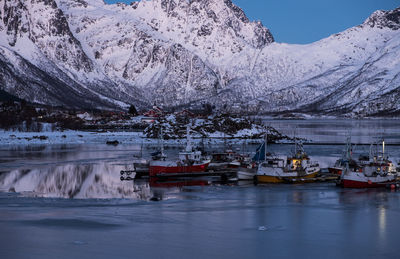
(263, 118), (400, 144)
(1, 119), (400, 258)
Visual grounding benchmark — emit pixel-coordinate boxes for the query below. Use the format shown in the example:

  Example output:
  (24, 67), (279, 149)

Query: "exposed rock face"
(2, 0), (93, 72)
(0, 47), (124, 109)
(364, 7), (400, 30)
(0, 0), (273, 110)
(0, 0), (147, 109)
(0, 0), (399, 117)
(143, 114), (287, 140)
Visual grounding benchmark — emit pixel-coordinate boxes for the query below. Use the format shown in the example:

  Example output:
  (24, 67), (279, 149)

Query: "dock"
(120, 168), (238, 181)
(120, 167), (341, 184)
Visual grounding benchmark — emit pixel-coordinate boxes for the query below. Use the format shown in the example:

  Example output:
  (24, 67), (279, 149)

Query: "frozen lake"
(1, 119), (400, 258)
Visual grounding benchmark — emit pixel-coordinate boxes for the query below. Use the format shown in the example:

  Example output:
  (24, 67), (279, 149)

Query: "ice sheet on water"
(258, 226), (269, 231)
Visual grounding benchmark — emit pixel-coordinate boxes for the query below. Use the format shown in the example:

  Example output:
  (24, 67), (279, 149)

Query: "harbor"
(119, 122), (400, 191)
(1, 0), (400, 257)
(1, 118), (400, 258)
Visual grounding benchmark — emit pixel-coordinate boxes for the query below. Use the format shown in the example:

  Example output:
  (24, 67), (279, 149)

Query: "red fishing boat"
(340, 170), (397, 188)
(339, 139), (398, 188)
(149, 155), (210, 176)
(149, 126), (210, 177)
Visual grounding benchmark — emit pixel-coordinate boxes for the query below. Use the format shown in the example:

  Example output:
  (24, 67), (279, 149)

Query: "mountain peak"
(123, 0), (274, 49)
(364, 7), (400, 30)
(1, 1), (400, 116)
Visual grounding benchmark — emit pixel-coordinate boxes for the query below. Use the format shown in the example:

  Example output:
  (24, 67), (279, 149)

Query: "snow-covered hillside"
(0, 0), (399, 116)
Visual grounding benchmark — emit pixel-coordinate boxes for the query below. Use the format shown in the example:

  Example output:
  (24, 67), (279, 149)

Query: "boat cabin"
(287, 157), (309, 170)
(261, 158), (285, 168)
(179, 150), (202, 162)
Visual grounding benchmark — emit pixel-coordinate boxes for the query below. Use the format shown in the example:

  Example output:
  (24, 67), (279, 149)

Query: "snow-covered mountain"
(0, 0), (399, 116)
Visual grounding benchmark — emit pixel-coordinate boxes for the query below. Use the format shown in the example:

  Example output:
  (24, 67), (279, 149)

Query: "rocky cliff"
(0, 0), (399, 116)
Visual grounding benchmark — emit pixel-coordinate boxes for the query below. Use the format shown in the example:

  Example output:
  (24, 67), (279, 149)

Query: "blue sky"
(104, 0), (399, 44)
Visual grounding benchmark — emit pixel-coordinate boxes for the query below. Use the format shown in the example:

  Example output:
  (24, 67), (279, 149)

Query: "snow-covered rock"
(0, 0), (399, 116)
(143, 114), (288, 140)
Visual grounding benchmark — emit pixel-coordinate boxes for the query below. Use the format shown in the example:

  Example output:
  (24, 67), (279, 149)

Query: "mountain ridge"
(0, 0), (399, 116)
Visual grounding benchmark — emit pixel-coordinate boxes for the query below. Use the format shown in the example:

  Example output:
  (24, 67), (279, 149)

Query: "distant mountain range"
(0, 0), (399, 116)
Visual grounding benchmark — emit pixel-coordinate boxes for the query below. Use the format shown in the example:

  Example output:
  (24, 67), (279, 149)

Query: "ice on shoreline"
(0, 130), (267, 146)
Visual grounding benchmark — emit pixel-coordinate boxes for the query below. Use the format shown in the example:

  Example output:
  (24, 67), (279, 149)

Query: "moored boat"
(256, 137), (320, 183)
(340, 170), (397, 188)
(149, 126), (210, 177)
(328, 136), (359, 175)
(338, 139), (398, 188)
(149, 156), (210, 177)
(237, 164), (257, 180)
(209, 149), (245, 169)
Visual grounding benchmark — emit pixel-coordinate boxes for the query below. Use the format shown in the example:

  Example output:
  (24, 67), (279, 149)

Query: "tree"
(128, 104), (138, 116)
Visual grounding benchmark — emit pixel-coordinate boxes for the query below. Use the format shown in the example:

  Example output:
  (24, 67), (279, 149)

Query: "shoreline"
(0, 130), (267, 146)
(2, 130), (400, 146)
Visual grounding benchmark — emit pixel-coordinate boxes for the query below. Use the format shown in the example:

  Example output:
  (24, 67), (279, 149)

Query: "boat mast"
(160, 126), (166, 159)
(340, 134), (352, 180)
(264, 133), (267, 161)
(345, 135), (352, 161)
(185, 124), (192, 152)
(341, 156), (350, 180)
(294, 130), (297, 156)
(369, 143), (373, 162)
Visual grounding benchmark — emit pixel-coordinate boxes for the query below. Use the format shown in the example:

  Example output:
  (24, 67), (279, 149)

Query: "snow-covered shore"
(0, 115), (286, 146)
(0, 130), (267, 146)
(0, 130), (141, 146)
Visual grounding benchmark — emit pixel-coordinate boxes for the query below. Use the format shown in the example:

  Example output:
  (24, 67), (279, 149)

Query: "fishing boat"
(328, 136), (359, 175)
(339, 139), (398, 188)
(256, 137), (320, 183)
(232, 138), (269, 181)
(237, 164), (257, 180)
(149, 126), (210, 177)
(234, 144), (262, 180)
(209, 149), (240, 169)
(209, 146), (256, 178)
(340, 167), (397, 188)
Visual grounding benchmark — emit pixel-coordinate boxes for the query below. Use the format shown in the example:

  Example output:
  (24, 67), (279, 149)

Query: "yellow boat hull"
(257, 171), (319, 183)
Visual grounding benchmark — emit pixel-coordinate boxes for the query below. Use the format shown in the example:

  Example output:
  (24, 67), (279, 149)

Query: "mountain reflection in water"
(0, 163), (150, 199)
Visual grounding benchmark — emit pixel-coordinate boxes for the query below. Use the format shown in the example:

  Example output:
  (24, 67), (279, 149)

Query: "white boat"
(237, 165), (257, 180)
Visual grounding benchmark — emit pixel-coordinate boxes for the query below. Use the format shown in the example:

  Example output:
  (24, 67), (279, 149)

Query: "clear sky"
(104, 0), (399, 44)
